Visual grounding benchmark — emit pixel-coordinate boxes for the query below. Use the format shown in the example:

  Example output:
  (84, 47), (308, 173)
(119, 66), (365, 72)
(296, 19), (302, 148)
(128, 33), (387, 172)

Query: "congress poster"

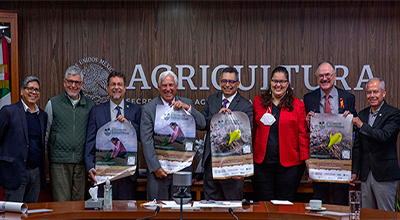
(309, 113), (353, 183)
(95, 120), (137, 184)
(210, 111), (253, 179)
(154, 105), (196, 173)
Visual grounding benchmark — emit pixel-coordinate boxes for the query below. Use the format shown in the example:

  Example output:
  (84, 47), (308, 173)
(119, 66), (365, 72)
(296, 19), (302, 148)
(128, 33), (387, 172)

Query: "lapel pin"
(379, 113), (382, 116)
(127, 105), (129, 108)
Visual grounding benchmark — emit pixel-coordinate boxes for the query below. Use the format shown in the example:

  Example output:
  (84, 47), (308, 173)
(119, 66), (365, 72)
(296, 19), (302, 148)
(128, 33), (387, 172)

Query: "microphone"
(228, 208), (239, 220)
(137, 206), (160, 220)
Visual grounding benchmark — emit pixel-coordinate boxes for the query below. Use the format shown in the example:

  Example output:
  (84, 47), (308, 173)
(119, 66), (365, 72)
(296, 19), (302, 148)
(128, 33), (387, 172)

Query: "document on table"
(161, 201), (193, 209)
(192, 201), (242, 208)
(270, 200), (293, 205)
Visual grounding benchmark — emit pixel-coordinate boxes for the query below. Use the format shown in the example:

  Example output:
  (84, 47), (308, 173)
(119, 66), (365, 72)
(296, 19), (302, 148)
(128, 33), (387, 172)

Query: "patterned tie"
(222, 99), (229, 108)
(325, 94), (331, 114)
(116, 106), (122, 118)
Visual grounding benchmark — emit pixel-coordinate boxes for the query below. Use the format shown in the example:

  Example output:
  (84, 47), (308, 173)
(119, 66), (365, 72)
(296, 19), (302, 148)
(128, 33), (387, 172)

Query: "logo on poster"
(319, 121), (326, 129)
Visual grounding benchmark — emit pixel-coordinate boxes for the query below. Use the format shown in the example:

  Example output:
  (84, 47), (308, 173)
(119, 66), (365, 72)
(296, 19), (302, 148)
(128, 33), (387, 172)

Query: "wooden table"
(1, 200), (399, 219)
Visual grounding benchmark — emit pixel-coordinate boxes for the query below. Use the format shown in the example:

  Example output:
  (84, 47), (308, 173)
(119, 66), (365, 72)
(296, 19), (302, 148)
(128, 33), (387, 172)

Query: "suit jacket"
(303, 86), (357, 116)
(253, 95), (309, 166)
(0, 101), (47, 189)
(140, 95), (206, 173)
(352, 101), (400, 182)
(201, 92), (254, 167)
(85, 100), (141, 180)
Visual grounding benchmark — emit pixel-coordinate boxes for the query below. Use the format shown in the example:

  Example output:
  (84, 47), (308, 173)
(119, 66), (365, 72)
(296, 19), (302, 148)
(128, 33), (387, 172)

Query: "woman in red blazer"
(252, 66), (309, 202)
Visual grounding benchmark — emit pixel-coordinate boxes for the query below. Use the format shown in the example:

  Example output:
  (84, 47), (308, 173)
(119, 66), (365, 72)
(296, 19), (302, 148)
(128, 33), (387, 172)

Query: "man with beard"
(141, 70), (205, 200)
(85, 71), (141, 199)
(303, 61), (357, 205)
(45, 66), (94, 201)
(201, 67), (253, 200)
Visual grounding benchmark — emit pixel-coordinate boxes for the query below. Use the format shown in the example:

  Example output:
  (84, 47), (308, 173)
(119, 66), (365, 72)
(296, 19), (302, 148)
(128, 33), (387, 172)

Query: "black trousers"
(252, 162), (305, 202)
(313, 182), (349, 205)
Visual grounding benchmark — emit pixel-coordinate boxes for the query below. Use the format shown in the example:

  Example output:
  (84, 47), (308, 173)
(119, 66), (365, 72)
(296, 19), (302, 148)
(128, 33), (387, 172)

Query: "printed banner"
(154, 105), (196, 173)
(309, 113), (353, 183)
(210, 112), (253, 179)
(95, 120), (137, 184)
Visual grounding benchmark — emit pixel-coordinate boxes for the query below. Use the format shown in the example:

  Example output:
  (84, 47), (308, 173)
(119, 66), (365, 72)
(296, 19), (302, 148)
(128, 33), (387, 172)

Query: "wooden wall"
(1, 0), (400, 168)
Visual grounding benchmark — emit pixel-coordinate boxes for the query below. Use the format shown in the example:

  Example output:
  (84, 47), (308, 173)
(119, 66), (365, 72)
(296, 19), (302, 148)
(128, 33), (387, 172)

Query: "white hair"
(158, 70), (178, 85)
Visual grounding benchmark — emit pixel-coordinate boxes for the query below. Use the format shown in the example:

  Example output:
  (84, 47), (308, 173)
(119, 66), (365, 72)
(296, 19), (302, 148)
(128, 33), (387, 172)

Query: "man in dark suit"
(303, 61), (357, 205)
(350, 78), (400, 211)
(0, 76), (47, 203)
(140, 70), (205, 200)
(201, 67), (253, 200)
(85, 71), (141, 200)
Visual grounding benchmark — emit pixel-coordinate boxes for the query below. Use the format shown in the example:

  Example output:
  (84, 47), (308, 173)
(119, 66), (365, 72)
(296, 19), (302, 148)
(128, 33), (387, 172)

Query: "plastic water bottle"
(104, 178), (112, 210)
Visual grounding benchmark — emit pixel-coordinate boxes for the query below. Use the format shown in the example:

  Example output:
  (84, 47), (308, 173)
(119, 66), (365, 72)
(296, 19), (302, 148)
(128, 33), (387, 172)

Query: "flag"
(0, 34), (11, 108)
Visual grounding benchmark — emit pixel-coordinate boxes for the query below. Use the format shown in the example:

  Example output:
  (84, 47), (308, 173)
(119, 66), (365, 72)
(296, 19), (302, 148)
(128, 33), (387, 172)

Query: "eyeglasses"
(221, 79), (238, 84)
(317, 72), (335, 79)
(65, 79), (83, 86)
(271, 79), (288, 84)
(366, 90), (382, 95)
(25, 87), (41, 93)
(109, 82), (125, 87)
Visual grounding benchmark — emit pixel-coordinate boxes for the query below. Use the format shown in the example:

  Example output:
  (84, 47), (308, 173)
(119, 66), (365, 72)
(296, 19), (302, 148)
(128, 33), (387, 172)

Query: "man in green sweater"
(45, 66), (94, 201)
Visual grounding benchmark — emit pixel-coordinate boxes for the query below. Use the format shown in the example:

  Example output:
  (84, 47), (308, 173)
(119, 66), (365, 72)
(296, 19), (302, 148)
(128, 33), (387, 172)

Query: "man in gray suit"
(201, 67), (253, 200)
(140, 70), (206, 200)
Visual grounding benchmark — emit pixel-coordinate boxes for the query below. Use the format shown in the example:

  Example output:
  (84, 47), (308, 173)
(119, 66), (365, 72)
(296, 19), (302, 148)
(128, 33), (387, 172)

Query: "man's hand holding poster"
(95, 121), (137, 184)
(210, 112), (253, 179)
(309, 113), (353, 182)
(154, 105), (196, 173)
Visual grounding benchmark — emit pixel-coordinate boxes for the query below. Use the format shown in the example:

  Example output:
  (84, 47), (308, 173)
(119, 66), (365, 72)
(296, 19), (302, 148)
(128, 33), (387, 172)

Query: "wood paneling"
(1, 1), (400, 169)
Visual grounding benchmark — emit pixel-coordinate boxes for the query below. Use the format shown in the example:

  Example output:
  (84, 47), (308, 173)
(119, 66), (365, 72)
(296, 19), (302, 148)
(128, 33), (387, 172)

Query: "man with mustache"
(140, 70), (205, 200)
(201, 67), (253, 200)
(303, 61), (357, 206)
(45, 66), (94, 202)
(350, 78), (400, 211)
(0, 76), (47, 203)
(85, 71), (141, 199)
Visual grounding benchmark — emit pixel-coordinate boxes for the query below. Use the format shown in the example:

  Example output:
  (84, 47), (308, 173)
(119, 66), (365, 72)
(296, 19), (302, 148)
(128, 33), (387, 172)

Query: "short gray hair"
(315, 61), (336, 76)
(21, 76), (41, 89)
(366, 77), (385, 90)
(65, 65), (83, 80)
(158, 70), (178, 85)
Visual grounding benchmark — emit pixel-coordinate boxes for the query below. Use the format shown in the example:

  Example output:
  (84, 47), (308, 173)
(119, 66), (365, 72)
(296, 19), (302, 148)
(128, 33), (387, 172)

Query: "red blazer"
(253, 95), (309, 167)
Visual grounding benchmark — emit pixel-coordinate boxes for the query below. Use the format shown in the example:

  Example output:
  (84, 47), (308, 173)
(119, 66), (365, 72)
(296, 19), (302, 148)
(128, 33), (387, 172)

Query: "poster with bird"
(309, 113), (353, 183)
(210, 112), (253, 179)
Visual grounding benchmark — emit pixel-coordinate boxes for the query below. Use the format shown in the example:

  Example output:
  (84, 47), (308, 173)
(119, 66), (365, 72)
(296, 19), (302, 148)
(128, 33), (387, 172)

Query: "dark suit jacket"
(85, 100), (141, 180)
(352, 101), (400, 182)
(0, 101), (47, 189)
(201, 92), (253, 167)
(303, 86), (357, 116)
(140, 95), (206, 173)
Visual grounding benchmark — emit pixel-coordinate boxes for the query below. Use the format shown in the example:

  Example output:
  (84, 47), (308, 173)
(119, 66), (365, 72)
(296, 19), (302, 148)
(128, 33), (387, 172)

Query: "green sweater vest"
(48, 91), (94, 164)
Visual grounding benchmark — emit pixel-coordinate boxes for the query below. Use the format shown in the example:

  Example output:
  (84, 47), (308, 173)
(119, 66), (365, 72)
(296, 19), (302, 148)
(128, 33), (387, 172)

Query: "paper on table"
(0, 201), (28, 213)
(27, 209), (53, 214)
(192, 201), (242, 208)
(270, 200), (293, 205)
(320, 211), (349, 216)
(161, 201), (193, 209)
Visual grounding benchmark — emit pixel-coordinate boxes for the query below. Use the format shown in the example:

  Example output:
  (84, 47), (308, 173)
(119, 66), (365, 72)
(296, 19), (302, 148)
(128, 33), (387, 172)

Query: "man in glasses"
(201, 67), (253, 200)
(0, 76), (47, 203)
(350, 78), (400, 211)
(303, 61), (357, 205)
(45, 66), (94, 202)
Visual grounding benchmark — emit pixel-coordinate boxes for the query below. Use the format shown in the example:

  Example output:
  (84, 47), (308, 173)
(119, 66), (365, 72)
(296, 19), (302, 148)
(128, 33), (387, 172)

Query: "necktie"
(325, 94), (331, 114)
(222, 99), (229, 108)
(116, 106), (122, 118)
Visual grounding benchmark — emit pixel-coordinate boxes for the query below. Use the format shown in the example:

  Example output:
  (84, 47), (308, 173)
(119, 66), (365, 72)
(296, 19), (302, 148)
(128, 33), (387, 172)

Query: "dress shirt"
(222, 91), (237, 109)
(319, 87), (339, 114)
(110, 99), (125, 119)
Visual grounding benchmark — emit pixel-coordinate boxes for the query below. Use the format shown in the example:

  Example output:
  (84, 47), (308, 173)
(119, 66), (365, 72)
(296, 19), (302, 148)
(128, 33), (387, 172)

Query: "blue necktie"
(222, 99), (229, 108)
(116, 106), (122, 118)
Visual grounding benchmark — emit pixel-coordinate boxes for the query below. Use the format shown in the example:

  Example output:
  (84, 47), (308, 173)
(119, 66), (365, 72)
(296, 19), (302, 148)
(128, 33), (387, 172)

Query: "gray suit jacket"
(140, 95), (206, 173)
(201, 92), (253, 167)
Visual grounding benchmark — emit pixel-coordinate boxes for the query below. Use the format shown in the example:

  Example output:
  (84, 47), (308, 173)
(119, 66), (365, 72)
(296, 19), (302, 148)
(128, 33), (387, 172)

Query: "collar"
(64, 90), (81, 105)
(369, 101), (384, 116)
(110, 99), (125, 110)
(160, 96), (176, 106)
(320, 86), (338, 99)
(222, 91), (238, 103)
(21, 99), (39, 114)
